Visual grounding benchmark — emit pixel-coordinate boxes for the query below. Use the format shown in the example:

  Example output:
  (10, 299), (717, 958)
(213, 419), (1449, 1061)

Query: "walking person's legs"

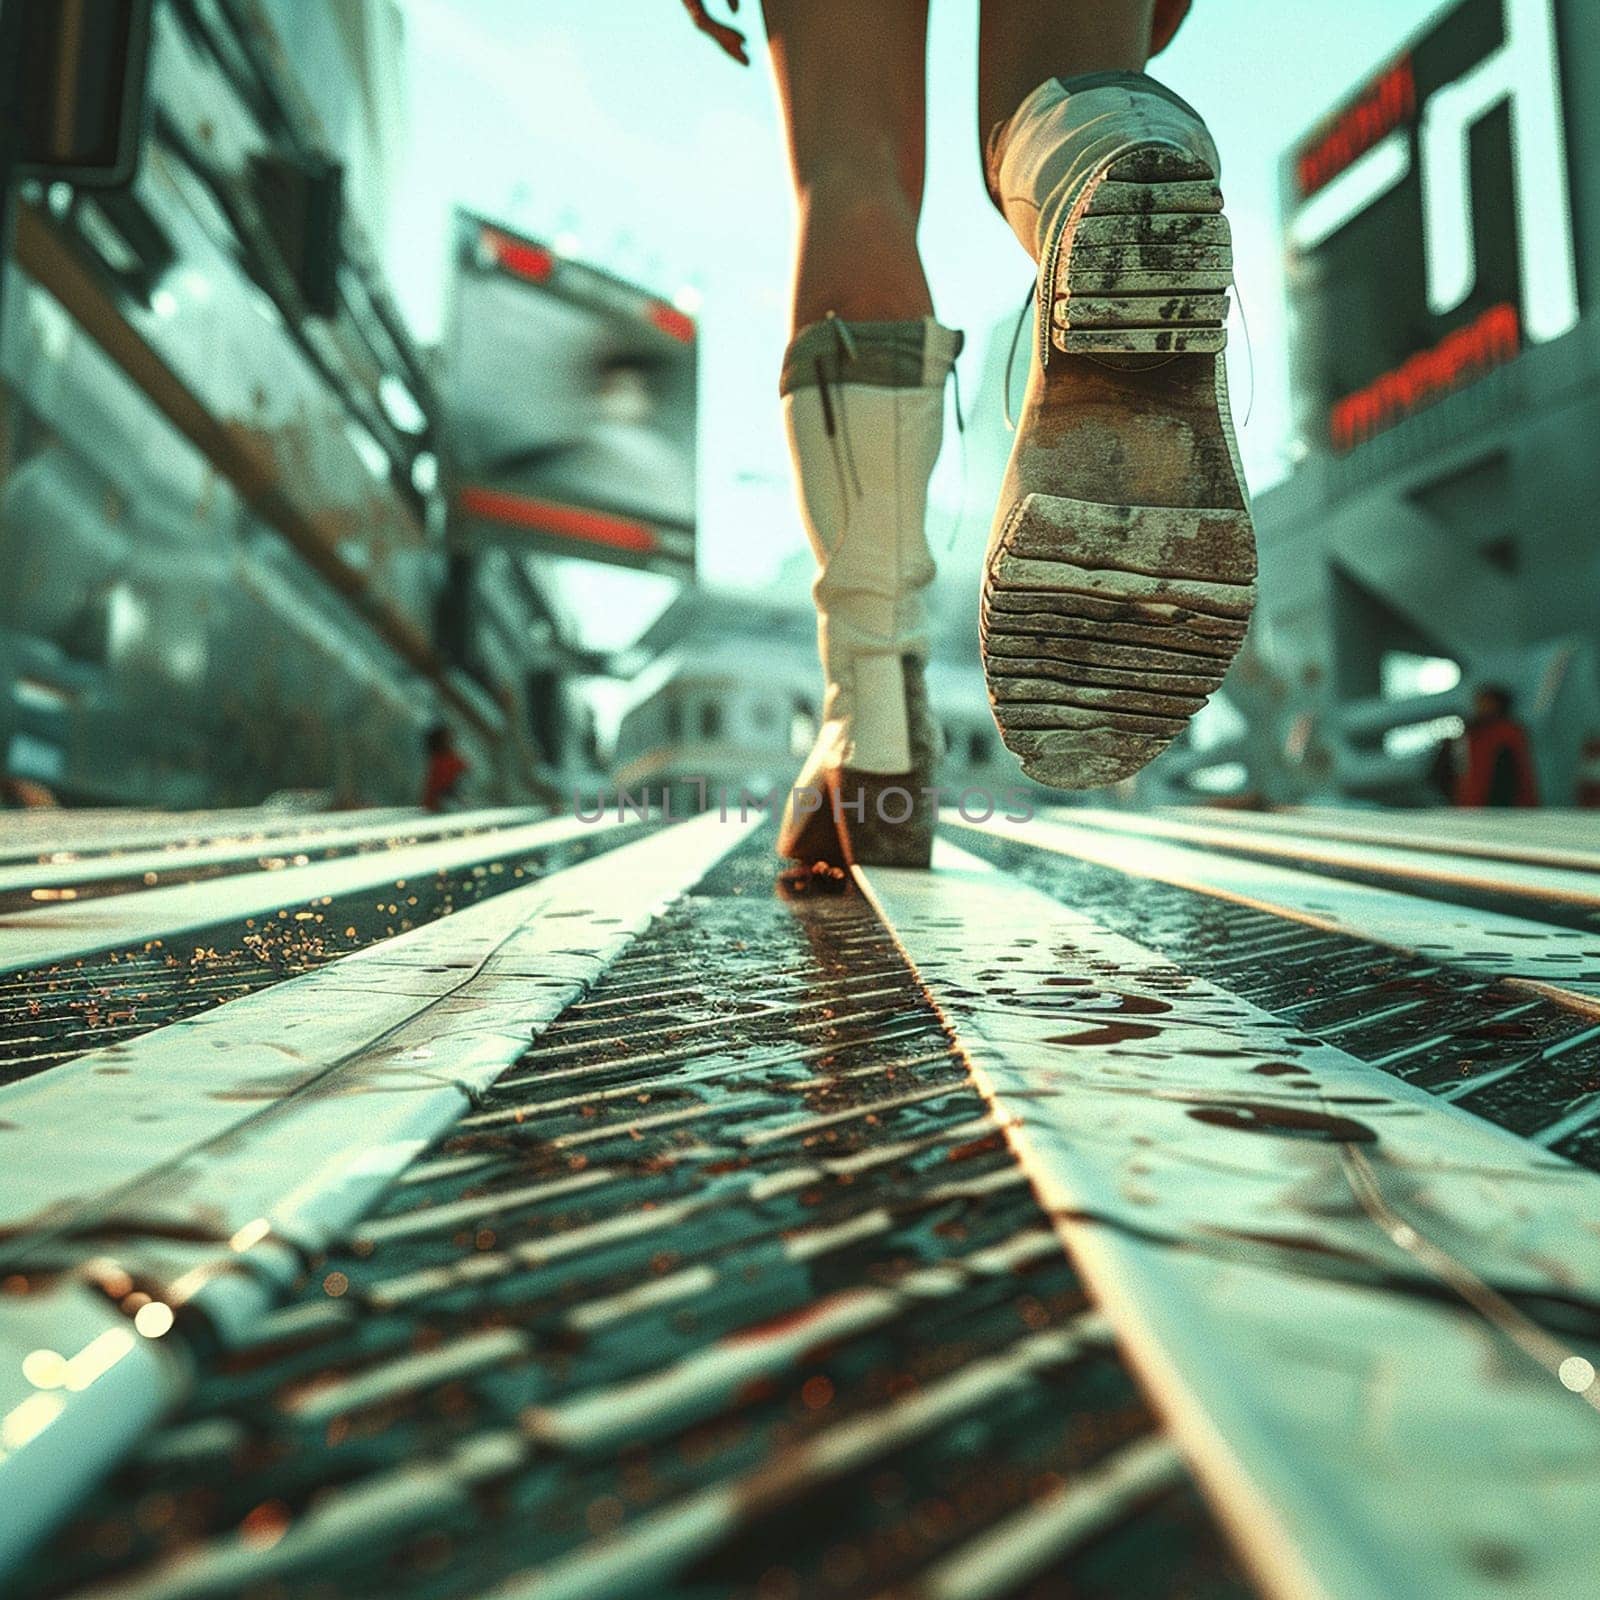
(762, 0), (961, 869)
(977, 0), (1256, 791)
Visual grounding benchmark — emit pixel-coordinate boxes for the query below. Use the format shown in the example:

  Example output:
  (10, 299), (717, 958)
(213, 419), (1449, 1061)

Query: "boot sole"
(983, 143), (1255, 789)
(776, 768), (935, 870)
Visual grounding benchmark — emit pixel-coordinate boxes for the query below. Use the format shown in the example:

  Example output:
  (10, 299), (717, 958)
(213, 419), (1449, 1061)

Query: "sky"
(386, 0), (1452, 609)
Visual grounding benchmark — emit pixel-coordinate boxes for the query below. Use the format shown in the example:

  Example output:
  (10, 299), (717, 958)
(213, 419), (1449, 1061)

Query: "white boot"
(986, 72), (1224, 358)
(978, 73), (1255, 791)
(777, 315), (963, 866)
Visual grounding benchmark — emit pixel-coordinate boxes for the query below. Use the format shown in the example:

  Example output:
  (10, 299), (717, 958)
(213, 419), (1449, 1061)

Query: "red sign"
(444, 210), (698, 578)
(1284, 0), (1580, 458)
(1329, 302), (1519, 453)
(1295, 55), (1416, 200)
(454, 486), (660, 556)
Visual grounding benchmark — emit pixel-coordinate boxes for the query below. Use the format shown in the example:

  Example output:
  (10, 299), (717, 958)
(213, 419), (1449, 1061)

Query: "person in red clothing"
(1455, 686), (1539, 808)
(1578, 734), (1600, 809)
(422, 723), (470, 812)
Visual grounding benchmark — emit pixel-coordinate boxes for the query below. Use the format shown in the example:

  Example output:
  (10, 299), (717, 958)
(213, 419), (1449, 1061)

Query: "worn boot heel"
(983, 141), (1255, 790)
(778, 659), (938, 870)
(1049, 145), (1232, 358)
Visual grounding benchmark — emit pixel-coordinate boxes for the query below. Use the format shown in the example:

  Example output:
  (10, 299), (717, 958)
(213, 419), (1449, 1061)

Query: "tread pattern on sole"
(1086, 177), (1223, 215)
(993, 139), (1254, 790)
(1075, 215), (1231, 247)
(984, 595), (1248, 648)
(980, 652), (1216, 694)
(1054, 293), (1229, 329)
(1052, 144), (1232, 357)
(987, 678), (1206, 721)
(993, 703), (1191, 737)
(995, 560), (1252, 617)
(1055, 328), (1227, 355)
(982, 493), (1256, 789)
(1003, 502), (1254, 586)
(1105, 148), (1214, 182)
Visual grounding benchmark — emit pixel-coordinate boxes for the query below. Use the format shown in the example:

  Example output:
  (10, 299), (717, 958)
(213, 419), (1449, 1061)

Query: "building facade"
(1202, 0), (1600, 805)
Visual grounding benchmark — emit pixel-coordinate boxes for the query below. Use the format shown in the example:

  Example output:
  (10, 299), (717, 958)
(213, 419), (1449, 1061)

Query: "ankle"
(780, 316), (963, 397)
(794, 177), (931, 327)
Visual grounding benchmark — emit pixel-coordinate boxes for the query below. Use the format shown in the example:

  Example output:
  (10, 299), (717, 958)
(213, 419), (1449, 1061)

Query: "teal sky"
(388, 0), (1450, 605)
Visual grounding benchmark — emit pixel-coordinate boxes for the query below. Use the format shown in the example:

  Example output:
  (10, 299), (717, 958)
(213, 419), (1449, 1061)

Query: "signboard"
(11, 0), (153, 187)
(443, 211), (697, 577)
(1284, 0), (1582, 454)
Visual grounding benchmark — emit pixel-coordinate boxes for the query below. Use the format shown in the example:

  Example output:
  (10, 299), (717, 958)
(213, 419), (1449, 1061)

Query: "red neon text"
(648, 302), (696, 343)
(1329, 301), (1520, 453)
(1296, 56), (1416, 199)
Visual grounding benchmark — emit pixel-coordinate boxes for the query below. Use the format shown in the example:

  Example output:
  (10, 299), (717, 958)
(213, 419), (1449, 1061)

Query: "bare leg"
(762, 0), (933, 331)
(978, 1), (1158, 179)
(762, 1), (957, 869)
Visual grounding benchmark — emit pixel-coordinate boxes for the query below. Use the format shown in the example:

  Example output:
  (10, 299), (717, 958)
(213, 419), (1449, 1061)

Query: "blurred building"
(1179, 0), (1600, 806)
(0, 0), (698, 810)
(609, 584), (1023, 815)
(0, 0), (444, 806)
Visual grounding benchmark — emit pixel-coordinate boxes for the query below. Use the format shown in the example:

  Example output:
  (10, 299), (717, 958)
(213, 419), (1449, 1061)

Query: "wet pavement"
(4, 833), (1246, 1600)
(0, 815), (639, 1085)
(954, 820), (1600, 1168)
(0, 804), (1597, 1599)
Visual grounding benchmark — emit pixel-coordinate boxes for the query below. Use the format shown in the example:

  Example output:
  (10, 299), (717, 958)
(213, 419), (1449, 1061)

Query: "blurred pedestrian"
(422, 723), (469, 811)
(1578, 734), (1600, 809)
(684, 1), (1249, 869)
(0, 776), (58, 809)
(1455, 686), (1538, 808)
